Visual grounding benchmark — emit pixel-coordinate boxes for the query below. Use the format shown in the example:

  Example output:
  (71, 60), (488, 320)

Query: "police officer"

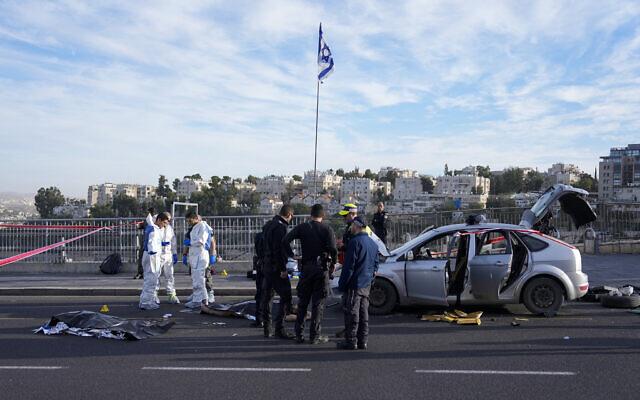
(338, 203), (359, 253)
(261, 205), (295, 339)
(336, 216), (378, 350)
(283, 204), (337, 344)
(371, 202), (388, 245)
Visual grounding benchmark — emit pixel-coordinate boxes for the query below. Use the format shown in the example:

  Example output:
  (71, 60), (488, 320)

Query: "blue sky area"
(0, 0), (639, 197)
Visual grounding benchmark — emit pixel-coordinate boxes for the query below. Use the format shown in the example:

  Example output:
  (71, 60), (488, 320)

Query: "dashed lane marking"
(415, 369), (576, 376)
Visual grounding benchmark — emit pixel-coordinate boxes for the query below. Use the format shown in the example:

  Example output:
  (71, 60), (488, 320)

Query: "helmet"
(338, 203), (358, 216)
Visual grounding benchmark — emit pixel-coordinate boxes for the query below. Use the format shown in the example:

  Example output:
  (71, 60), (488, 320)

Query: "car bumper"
(567, 271), (589, 300)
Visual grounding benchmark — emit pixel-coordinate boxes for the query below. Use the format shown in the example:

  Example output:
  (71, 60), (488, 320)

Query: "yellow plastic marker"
(100, 304), (110, 313)
(221, 269), (228, 277)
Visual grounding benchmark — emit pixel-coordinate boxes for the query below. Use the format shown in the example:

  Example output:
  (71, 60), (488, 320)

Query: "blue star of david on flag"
(318, 23), (334, 82)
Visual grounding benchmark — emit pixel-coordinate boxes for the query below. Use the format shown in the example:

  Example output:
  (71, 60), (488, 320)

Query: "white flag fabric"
(318, 23), (334, 82)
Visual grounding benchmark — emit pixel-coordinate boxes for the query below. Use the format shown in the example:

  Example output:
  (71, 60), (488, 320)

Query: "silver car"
(332, 184), (597, 316)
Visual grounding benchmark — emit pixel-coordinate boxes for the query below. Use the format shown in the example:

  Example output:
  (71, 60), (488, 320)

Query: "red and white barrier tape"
(0, 224), (107, 230)
(0, 226), (114, 268)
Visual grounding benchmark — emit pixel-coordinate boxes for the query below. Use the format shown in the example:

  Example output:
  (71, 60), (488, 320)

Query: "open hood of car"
(519, 184), (597, 229)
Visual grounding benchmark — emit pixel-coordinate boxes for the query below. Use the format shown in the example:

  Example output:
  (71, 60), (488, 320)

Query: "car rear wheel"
(369, 278), (397, 315)
(523, 277), (564, 316)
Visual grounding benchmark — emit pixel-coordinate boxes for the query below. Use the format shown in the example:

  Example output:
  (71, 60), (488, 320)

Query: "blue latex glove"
(161, 241), (170, 246)
(172, 254), (178, 265)
(183, 239), (190, 246)
(182, 255), (188, 265)
(209, 255), (217, 265)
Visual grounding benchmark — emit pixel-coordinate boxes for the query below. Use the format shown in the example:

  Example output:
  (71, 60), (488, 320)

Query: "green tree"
(89, 204), (115, 218)
(421, 177), (434, 193)
(191, 174), (202, 180)
(172, 178), (180, 191)
(383, 170), (399, 186)
(291, 203), (310, 215)
(523, 170), (545, 192)
(112, 194), (140, 217)
(156, 175), (171, 197)
(335, 168), (345, 177)
(476, 165), (491, 178)
(363, 169), (376, 180)
(210, 176), (222, 188)
(292, 175), (303, 182)
(574, 173), (598, 192)
(34, 187), (65, 218)
(246, 175), (258, 185)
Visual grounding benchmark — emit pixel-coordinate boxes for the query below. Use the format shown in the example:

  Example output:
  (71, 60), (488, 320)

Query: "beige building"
(393, 177), (422, 201)
(599, 144), (640, 201)
(177, 178), (207, 199)
(340, 178), (376, 204)
(435, 173), (490, 196)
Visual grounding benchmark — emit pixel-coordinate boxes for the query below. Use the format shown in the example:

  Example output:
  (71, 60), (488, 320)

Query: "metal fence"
(1, 203), (639, 263)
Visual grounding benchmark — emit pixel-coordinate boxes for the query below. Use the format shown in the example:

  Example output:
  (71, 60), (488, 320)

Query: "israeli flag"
(318, 23), (334, 82)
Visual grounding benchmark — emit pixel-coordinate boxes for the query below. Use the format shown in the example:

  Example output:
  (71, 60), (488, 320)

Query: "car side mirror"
(406, 251), (414, 261)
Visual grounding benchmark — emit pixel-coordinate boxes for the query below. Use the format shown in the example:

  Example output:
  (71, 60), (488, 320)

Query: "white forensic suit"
(184, 220), (211, 309)
(139, 222), (163, 310)
(156, 223), (179, 304)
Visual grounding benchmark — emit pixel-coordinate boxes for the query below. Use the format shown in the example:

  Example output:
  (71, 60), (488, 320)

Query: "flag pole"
(313, 79), (320, 201)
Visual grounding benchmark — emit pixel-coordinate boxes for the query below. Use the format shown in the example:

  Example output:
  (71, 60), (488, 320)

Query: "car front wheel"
(522, 277), (564, 316)
(369, 278), (397, 315)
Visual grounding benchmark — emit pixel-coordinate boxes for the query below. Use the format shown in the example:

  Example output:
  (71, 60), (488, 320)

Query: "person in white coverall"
(184, 211), (212, 309)
(139, 212), (170, 310)
(156, 213), (180, 304)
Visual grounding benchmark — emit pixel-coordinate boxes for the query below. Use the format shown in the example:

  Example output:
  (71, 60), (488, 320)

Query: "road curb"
(0, 288), (259, 296)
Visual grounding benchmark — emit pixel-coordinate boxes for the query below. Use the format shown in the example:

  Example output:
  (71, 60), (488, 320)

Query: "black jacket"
(283, 220), (337, 267)
(371, 211), (388, 237)
(261, 216), (289, 272)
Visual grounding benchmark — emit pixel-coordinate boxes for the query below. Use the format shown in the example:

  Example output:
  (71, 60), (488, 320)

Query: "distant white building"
(137, 185), (156, 202)
(393, 177), (423, 201)
(376, 181), (392, 196)
(87, 185), (99, 206)
(378, 167), (418, 180)
(340, 178), (375, 204)
(547, 163), (581, 186)
(511, 193), (539, 208)
(259, 197), (284, 215)
(303, 170), (342, 193)
(116, 184), (138, 198)
(435, 172), (490, 196)
(53, 202), (90, 218)
(257, 175), (292, 198)
(97, 183), (117, 206)
(177, 178), (207, 198)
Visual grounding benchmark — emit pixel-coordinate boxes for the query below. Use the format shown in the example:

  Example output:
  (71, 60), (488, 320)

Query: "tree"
(476, 165), (491, 178)
(523, 170), (545, 192)
(291, 203), (310, 215)
(363, 169), (376, 180)
(382, 170), (399, 186)
(156, 175), (171, 197)
(172, 178), (180, 191)
(421, 177), (434, 193)
(191, 174), (202, 180)
(246, 175), (258, 185)
(444, 164), (451, 176)
(210, 176), (222, 188)
(574, 173), (598, 192)
(292, 175), (302, 182)
(34, 187), (65, 218)
(471, 185), (484, 195)
(112, 194), (140, 217)
(335, 168), (345, 177)
(89, 204), (115, 218)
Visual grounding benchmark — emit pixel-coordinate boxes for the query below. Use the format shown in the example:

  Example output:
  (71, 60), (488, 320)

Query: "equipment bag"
(99, 253), (122, 275)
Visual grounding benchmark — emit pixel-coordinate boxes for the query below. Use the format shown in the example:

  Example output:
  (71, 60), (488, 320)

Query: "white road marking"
(142, 367), (311, 372)
(0, 366), (68, 370)
(415, 369), (576, 376)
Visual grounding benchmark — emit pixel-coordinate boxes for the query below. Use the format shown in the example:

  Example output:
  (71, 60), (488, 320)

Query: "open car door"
(520, 184), (597, 229)
(404, 232), (450, 306)
(468, 230), (513, 301)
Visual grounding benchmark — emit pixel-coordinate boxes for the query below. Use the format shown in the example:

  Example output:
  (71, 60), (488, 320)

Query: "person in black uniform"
(134, 207), (155, 279)
(283, 204), (337, 344)
(260, 205), (295, 339)
(252, 231), (265, 328)
(371, 202), (388, 245)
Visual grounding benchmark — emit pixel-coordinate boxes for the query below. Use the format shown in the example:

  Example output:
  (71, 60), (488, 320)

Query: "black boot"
(274, 328), (294, 340)
(263, 325), (273, 338)
(336, 341), (356, 350)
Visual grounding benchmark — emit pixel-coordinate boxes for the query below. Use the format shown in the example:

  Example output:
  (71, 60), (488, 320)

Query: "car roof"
(389, 222), (524, 256)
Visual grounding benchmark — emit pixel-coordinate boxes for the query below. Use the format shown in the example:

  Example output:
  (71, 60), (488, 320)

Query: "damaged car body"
(333, 184), (597, 316)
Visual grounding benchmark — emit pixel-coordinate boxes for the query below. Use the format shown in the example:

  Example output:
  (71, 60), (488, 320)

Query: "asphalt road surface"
(0, 296), (638, 400)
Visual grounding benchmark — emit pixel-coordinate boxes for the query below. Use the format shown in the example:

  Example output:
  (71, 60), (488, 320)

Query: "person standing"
(134, 207), (156, 279)
(156, 212), (180, 304)
(205, 229), (217, 304)
(260, 205), (295, 339)
(252, 231), (265, 328)
(336, 216), (379, 350)
(371, 202), (388, 245)
(338, 203), (358, 254)
(283, 204), (337, 344)
(139, 212), (170, 310)
(183, 211), (211, 309)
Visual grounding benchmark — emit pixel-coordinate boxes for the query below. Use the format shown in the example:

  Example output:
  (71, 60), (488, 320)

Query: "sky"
(1, 0), (639, 198)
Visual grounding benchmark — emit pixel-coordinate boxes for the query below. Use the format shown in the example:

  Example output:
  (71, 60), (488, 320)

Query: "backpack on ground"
(99, 253), (122, 275)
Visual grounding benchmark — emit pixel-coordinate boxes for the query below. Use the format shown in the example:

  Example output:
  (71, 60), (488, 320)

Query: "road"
(0, 296), (638, 400)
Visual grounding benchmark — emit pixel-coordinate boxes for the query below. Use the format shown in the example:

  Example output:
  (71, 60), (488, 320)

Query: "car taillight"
(579, 284), (588, 291)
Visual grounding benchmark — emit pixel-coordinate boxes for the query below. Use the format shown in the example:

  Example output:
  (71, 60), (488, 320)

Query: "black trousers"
(254, 269), (264, 323)
(295, 267), (330, 339)
(342, 286), (371, 345)
(261, 270), (292, 330)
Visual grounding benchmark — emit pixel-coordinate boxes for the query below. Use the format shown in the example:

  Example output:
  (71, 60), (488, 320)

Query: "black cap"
(352, 216), (367, 228)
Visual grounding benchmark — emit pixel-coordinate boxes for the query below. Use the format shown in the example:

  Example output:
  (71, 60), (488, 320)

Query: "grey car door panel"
(469, 253), (513, 301)
(405, 259), (449, 306)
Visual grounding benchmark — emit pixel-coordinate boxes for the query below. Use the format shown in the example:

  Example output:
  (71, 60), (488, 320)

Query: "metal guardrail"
(1, 203), (639, 263)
